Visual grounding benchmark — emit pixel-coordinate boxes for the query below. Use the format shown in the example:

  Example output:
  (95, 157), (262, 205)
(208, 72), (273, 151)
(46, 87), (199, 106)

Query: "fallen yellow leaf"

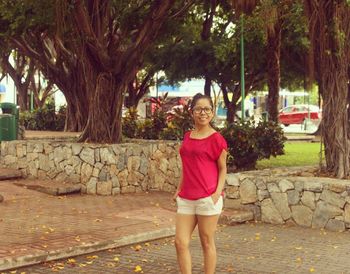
(134, 265), (143, 272)
(86, 255), (98, 260)
(134, 245), (142, 251)
(113, 256), (120, 262)
(67, 258), (76, 264)
(310, 267), (315, 272)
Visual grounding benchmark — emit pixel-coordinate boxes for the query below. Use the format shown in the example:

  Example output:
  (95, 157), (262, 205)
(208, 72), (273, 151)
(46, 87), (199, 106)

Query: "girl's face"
(191, 98), (214, 127)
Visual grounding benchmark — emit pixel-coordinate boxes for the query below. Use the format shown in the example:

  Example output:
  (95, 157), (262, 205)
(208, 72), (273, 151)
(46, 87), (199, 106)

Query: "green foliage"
(19, 102), (66, 131)
(254, 120), (286, 159)
(220, 119), (286, 170)
(221, 120), (259, 170)
(122, 95), (194, 141)
(162, 103), (194, 140)
(137, 95), (168, 140)
(0, 1), (54, 37)
(122, 107), (139, 138)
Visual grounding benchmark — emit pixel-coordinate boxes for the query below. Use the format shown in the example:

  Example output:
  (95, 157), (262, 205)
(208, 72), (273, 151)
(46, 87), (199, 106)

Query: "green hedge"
(19, 103), (66, 131)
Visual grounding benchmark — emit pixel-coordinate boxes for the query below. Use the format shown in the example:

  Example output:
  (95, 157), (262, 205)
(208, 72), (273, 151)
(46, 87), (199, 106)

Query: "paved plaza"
(1, 165), (350, 274)
(5, 222), (350, 274)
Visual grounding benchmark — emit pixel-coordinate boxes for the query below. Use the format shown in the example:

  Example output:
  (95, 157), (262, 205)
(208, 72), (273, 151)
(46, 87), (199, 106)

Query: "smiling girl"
(173, 93), (228, 274)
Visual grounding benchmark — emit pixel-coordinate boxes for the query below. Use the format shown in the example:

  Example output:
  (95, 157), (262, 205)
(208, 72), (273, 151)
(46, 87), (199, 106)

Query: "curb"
(0, 226), (175, 271)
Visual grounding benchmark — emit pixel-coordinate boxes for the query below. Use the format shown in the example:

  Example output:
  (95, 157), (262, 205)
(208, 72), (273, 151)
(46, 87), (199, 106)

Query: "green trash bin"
(0, 102), (19, 141)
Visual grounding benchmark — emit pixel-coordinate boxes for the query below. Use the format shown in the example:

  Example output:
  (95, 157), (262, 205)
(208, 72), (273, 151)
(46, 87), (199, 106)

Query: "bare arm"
(173, 157), (183, 201)
(212, 149), (227, 203)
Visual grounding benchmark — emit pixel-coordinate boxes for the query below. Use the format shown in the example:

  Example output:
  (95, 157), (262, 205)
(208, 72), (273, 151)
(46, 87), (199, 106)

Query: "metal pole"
(240, 15), (245, 120)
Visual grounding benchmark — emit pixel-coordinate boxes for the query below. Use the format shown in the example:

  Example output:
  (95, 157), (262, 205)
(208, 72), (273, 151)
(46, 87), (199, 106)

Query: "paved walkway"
(11, 223), (350, 274)
(0, 180), (176, 271)
(2, 179), (350, 273)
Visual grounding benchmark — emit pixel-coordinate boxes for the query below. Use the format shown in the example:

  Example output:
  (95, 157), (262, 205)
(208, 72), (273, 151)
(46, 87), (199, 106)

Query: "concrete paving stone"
(9, 223), (350, 274)
(0, 181), (177, 271)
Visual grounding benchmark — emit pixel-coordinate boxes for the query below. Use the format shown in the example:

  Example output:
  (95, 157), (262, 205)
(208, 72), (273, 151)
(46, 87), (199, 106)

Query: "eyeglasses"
(192, 107), (213, 114)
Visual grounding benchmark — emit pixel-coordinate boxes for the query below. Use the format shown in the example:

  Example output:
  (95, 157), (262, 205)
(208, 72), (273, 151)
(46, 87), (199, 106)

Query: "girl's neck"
(193, 125), (213, 133)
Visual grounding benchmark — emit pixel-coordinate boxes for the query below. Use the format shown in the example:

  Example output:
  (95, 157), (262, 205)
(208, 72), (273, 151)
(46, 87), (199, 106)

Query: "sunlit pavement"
(12, 222), (350, 274)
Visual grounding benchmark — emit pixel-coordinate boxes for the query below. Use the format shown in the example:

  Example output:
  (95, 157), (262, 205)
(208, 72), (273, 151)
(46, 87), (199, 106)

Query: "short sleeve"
(182, 131), (191, 141)
(212, 133), (228, 160)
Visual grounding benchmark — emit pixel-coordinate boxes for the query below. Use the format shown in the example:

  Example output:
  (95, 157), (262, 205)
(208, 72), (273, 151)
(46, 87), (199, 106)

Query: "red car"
(278, 105), (322, 126)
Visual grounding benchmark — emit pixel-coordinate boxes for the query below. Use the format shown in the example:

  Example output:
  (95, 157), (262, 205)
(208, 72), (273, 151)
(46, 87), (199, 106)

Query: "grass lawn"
(256, 141), (323, 169)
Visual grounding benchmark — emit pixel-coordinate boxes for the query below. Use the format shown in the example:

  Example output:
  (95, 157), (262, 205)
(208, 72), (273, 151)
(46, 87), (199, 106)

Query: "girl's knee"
(175, 237), (190, 252)
(199, 234), (215, 251)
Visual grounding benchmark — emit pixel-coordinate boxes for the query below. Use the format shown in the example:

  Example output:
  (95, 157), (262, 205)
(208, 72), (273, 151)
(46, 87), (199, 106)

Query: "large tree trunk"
(306, 0), (350, 178)
(44, 63), (89, 132)
(79, 73), (124, 142)
(221, 85), (241, 123)
(11, 36), (89, 131)
(204, 77), (211, 97)
(201, 0), (217, 97)
(71, 0), (179, 143)
(124, 73), (152, 108)
(266, 22), (281, 122)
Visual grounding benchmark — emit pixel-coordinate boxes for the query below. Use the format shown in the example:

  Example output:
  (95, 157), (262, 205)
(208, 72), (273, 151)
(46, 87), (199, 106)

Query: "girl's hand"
(173, 190), (180, 202)
(211, 192), (221, 205)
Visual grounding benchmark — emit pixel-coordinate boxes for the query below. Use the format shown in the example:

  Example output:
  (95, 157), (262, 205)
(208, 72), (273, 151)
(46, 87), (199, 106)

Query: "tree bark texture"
(201, 0), (217, 97)
(72, 0), (178, 143)
(125, 73), (153, 108)
(305, 0), (350, 178)
(11, 35), (88, 131)
(266, 21), (281, 122)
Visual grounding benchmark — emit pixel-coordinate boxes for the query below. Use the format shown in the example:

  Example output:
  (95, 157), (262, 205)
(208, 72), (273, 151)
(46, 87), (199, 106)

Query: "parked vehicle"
(278, 104), (322, 126)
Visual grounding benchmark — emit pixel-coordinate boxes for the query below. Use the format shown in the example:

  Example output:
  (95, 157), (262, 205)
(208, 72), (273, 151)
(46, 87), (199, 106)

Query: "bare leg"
(175, 214), (197, 274)
(197, 214), (220, 274)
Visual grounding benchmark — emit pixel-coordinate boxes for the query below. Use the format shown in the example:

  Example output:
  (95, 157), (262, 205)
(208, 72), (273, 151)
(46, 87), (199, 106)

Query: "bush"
(220, 119), (286, 171)
(137, 95), (168, 140)
(161, 103), (194, 140)
(19, 103), (66, 131)
(220, 120), (259, 170)
(122, 107), (139, 138)
(254, 120), (286, 159)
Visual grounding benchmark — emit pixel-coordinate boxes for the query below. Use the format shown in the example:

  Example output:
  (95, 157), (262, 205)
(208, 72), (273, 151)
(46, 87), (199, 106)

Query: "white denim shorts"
(176, 195), (223, 216)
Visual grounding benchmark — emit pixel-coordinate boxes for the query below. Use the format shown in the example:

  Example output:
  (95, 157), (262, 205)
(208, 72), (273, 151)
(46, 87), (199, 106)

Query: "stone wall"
(225, 167), (350, 232)
(2, 139), (350, 232)
(0, 140), (181, 195)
